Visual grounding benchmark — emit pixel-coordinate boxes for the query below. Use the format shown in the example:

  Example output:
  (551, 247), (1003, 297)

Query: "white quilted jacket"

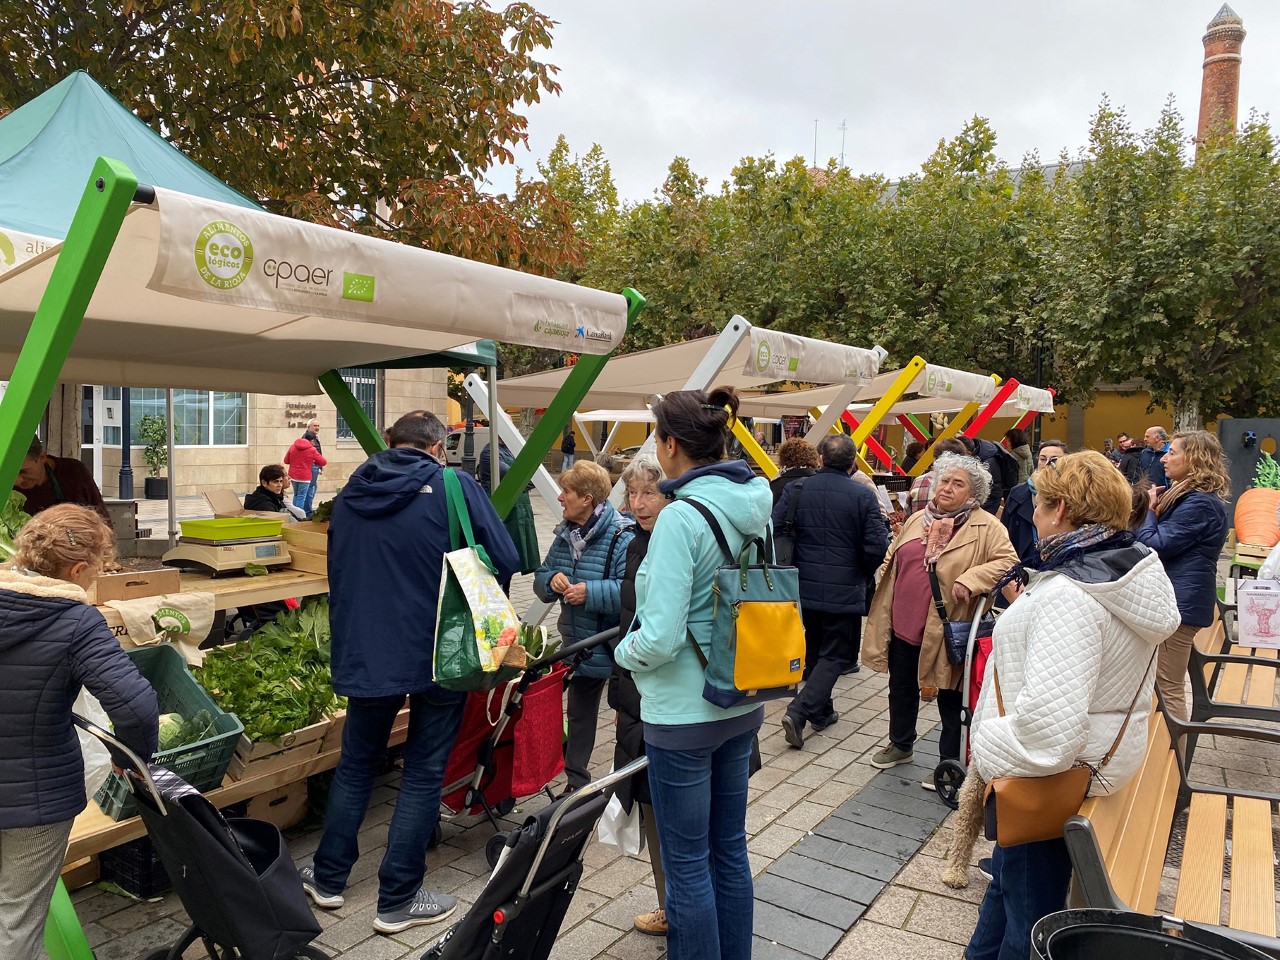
(971, 546), (1180, 795)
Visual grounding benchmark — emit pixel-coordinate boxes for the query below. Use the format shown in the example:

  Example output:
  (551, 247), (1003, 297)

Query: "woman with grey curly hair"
(862, 454), (1017, 785)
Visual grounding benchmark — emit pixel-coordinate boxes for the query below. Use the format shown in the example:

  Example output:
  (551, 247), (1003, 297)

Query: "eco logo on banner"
(0, 231), (14, 267)
(756, 339), (771, 373)
(342, 272), (376, 302)
(194, 220), (254, 289)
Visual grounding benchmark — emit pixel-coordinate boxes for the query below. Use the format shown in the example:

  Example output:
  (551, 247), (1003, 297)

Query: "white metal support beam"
(803, 382), (862, 443)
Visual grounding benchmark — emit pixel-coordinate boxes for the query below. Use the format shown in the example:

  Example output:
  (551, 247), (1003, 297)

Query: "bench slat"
(1243, 647), (1279, 709)
(1174, 793), (1228, 925)
(1229, 798), (1277, 937)
(1218, 659), (1249, 705)
(1080, 704), (1162, 855)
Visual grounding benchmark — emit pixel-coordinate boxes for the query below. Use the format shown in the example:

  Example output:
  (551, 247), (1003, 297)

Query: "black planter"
(144, 477), (169, 500)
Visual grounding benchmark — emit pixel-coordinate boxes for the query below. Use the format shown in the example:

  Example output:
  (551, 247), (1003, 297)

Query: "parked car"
(443, 428), (492, 466)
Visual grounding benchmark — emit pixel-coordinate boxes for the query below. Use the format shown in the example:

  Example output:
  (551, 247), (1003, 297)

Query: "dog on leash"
(943, 761), (988, 888)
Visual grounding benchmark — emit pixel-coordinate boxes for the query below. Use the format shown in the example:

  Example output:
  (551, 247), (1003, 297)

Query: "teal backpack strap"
(443, 468), (495, 572)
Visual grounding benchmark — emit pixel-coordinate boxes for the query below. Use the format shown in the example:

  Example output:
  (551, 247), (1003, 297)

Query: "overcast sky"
(486, 1), (1280, 202)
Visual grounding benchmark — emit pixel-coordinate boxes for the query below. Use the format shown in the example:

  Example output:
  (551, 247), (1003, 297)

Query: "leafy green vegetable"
(157, 713), (186, 750)
(310, 499), (335, 522)
(156, 708), (216, 753)
(0, 490), (31, 558)
(195, 598), (344, 743)
(1255, 453), (1280, 490)
(243, 562), (269, 576)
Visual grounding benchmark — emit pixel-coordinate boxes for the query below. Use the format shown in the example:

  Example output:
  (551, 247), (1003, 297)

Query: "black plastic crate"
(99, 835), (170, 899)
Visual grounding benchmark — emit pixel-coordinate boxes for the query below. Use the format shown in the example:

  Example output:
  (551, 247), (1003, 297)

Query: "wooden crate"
(281, 522), (329, 554)
(287, 546), (327, 576)
(320, 709), (346, 753)
(1237, 541), (1273, 561)
(246, 780), (308, 830)
(225, 719), (329, 781)
(60, 855), (99, 891)
(92, 568), (182, 603)
(388, 707), (410, 747)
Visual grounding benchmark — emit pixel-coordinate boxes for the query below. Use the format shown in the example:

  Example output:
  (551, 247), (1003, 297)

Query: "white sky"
(486, 1), (1280, 202)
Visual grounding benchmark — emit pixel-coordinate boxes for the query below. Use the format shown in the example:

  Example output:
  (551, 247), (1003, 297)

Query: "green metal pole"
(318, 369), (387, 456)
(0, 157), (138, 494)
(492, 287), (646, 519)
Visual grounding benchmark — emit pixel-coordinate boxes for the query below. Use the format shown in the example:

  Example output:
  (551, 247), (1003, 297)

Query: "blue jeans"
(305, 464), (321, 515)
(965, 837), (1073, 960)
(561, 454), (575, 472)
(646, 727), (756, 960)
(312, 689), (465, 912)
(291, 479), (314, 517)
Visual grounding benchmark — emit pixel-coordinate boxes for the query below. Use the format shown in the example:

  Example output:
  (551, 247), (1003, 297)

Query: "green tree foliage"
(0, 0), (581, 270)
(1043, 100), (1280, 427)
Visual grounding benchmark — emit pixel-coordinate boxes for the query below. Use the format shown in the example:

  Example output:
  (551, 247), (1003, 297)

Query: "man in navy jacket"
(774, 434), (889, 748)
(305, 412), (518, 936)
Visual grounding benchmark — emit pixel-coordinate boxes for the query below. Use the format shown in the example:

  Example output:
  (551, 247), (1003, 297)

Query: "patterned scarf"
(567, 503), (607, 561)
(1154, 478), (1195, 518)
(920, 497), (980, 567)
(992, 523), (1133, 597)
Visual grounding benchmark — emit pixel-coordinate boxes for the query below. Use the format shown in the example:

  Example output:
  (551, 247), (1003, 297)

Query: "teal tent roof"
(0, 71), (262, 238)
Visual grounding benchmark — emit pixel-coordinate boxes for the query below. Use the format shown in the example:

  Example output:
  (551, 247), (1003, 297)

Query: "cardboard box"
(204, 489), (288, 521)
(92, 568), (182, 603)
(1238, 580), (1280, 649)
(246, 780), (308, 830)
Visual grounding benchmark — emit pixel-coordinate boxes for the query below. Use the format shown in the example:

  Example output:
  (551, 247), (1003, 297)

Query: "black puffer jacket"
(608, 530), (651, 811)
(0, 570), (159, 828)
(772, 467), (889, 614)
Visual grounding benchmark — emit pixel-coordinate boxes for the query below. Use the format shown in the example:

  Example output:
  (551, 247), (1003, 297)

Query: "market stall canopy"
(0, 188), (628, 395)
(495, 327), (885, 410)
(0, 71), (261, 246)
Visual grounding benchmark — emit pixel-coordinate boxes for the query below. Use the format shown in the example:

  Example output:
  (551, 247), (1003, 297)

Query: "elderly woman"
(965, 452), (1178, 960)
(610, 453), (671, 937)
(1135, 430), (1230, 720)
(533, 461), (633, 792)
(864, 454), (1017, 774)
(769, 437), (819, 506)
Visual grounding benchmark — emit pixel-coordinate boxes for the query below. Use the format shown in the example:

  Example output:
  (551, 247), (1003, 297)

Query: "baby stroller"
(438, 627), (619, 869)
(423, 758), (648, 960)
(74, 715), (330, 960)
(932, 593), (1000, 809)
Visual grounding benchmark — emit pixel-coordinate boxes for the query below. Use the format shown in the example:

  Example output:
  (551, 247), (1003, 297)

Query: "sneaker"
(869, 743), (914, 769)
(811, 710), (840, 732)
(634, 908), (668, 936)
(373, 888), (458, 934)
(299, 865), (345, 910)
(781, 714), (805, 749)
(978, 857), (993, 881)
(921, 777), (937, 792)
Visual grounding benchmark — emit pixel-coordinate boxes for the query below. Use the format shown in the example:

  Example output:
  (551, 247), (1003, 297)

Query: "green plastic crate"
(179, 516), (284, 541)
(94, 644), (243, 821)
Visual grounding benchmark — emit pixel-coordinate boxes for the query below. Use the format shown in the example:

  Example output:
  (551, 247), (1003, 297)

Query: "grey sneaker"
(299, 865), (344, 909)
(870, 743), (914, 769)
(374, 888), (458, 934)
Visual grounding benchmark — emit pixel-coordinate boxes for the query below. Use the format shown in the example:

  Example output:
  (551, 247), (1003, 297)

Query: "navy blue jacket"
(533, 503), (633, 678)
(772, 467), (889, 614)
(1135, 491), (1228, 628)
(0, 572), (158, 828)
(1140, 445), (1169, 488)
(973, 438), (1018, 513)
(1001, 482), (1037, 560)
(327, 449), (520, 697)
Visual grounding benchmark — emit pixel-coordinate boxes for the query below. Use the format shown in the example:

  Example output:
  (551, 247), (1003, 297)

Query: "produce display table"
(64, 563), (335, 869)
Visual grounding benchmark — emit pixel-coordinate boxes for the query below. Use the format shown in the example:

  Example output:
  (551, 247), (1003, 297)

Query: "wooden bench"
(1065, 620), (1280, 956)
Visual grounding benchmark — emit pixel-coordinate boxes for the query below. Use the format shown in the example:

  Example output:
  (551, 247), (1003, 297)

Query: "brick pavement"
(80, 495), (1272, 959)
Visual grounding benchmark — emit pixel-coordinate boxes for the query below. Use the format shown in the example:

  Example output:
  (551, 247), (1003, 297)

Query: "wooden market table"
(66, 563), (338, 868)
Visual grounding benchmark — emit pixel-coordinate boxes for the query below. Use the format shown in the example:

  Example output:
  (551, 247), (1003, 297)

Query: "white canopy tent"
(0, 187), (629, 394)
(572, 408), (655, 459)
(739, 378), (1054, 421)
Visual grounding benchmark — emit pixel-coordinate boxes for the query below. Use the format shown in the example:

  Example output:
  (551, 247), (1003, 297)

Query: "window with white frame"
(336, 368), (380, 439)
(98, 388), (247, 446)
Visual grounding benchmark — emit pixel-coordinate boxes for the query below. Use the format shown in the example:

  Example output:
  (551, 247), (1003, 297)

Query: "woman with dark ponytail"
(614, 386), (771, 960)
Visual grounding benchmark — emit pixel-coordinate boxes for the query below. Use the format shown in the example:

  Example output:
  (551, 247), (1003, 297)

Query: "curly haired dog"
(942, 761), (988, 889)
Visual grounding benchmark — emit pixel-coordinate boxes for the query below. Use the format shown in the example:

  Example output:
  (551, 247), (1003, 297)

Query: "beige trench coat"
(863, 508), (1018, 691)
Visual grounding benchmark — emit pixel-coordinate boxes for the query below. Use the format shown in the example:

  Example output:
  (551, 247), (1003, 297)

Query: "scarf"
(1154, 478), (1195, 518)
(567, 503), (607, 561)
(991, 523), (1133, 597)
(920, 497), (980, 567)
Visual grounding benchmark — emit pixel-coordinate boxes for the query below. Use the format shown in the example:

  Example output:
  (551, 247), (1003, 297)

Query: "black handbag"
(928, 567), (995, 665)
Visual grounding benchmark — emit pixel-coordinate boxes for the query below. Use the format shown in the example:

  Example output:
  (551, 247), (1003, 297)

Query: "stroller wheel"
(934, 759), (966, 810)
(485, 831), (508, 869)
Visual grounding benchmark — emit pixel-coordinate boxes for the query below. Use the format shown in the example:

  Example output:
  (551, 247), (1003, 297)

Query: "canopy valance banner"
(742, 328), (884, 385)
(1012, 384), (1054, 413)
(0, 227), (58, 277)
(148, 189), (626, 354)
(914, 364), (997, 403)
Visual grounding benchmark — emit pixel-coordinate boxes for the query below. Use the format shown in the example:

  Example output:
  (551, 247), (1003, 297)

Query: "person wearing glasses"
(1001, 440), (1068, 560)
(243, 464), (306, 519)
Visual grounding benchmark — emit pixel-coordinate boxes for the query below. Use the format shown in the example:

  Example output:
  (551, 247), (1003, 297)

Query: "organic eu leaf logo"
(787, 357), (799, 373)
(342, 272), (376, 302)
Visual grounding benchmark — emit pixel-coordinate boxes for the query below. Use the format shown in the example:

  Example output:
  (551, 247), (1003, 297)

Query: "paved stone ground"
(79, 495), (1272, 959)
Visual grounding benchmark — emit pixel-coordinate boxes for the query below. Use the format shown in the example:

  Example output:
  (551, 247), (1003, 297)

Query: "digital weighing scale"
(162, 535), (292, 575)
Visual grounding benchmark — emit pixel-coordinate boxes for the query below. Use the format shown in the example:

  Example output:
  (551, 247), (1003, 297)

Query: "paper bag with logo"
(433, 470), (523, 691)
(103, 592), (216, 666)
(1238, 580), (1280, 649)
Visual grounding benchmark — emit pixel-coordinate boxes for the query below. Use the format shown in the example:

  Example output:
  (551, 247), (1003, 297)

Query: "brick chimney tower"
(1196, 3), (1246, 145)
